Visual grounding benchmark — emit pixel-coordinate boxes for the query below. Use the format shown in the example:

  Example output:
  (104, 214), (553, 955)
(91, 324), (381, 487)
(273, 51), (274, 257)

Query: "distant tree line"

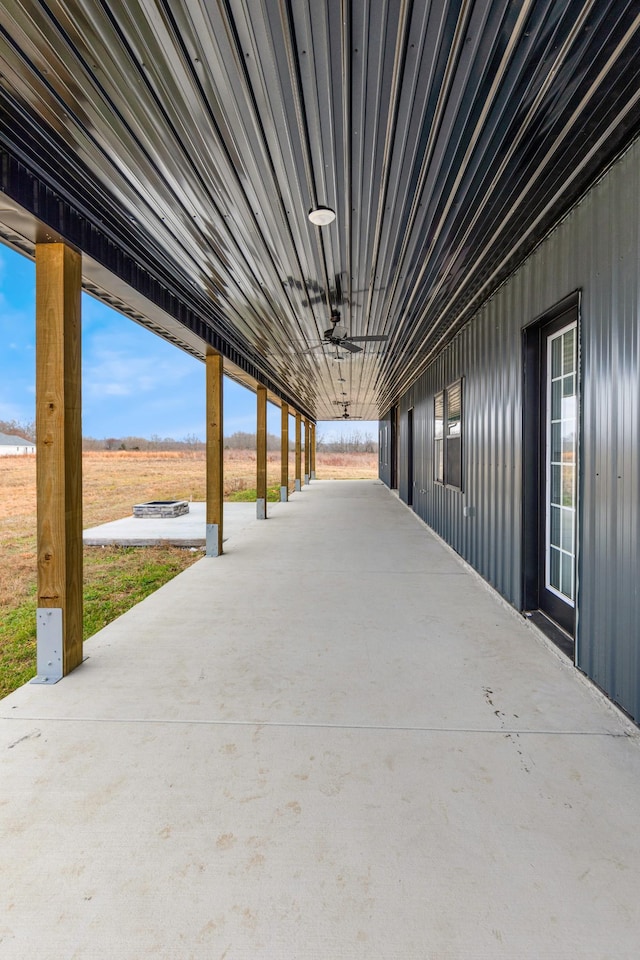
(224, 431), (281, 452)
(82, 432), (282, 452)
(223, 429), (377, 453)
(82, 433), (205, 452)
(0, 419), (376, 454)
(86, 429), (377, 453)
(316, 430), (376, 453)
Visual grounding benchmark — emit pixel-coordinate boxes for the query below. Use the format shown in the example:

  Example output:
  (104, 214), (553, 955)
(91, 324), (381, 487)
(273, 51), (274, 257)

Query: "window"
(546, 323), (577, 603)
(434, 392), (444, 483)
(434, 379), (463, 490)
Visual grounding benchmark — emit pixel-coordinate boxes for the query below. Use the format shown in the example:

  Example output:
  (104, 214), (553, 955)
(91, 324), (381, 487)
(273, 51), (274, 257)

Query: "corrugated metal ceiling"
(1, 0), (639, 419)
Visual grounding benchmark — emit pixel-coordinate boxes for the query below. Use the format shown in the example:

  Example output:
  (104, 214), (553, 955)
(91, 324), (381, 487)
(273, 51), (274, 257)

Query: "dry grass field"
(0, 449), (377, 696)
(0, 449), (376, 606)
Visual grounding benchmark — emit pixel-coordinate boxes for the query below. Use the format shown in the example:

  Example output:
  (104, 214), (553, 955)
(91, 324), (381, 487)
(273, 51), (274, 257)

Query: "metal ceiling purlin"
(0, 1), (640, 420)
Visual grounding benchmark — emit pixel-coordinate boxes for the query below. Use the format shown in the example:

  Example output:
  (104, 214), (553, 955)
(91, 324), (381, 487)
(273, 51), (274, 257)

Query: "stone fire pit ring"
(133, 500), (190, 518)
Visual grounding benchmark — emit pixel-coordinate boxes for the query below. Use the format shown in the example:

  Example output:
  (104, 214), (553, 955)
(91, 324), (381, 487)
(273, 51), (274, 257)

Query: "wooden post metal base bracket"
(295, 479), (301, 492)
(280, 485), (288, 502)
(206, 523), (221, 557)
(31, 608), (64, 684)
(256, 498), (266, 520)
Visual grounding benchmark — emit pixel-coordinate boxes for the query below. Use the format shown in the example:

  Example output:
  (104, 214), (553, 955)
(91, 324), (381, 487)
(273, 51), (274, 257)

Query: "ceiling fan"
(304, 311), (388, 355)
(333, 400), (362, 420)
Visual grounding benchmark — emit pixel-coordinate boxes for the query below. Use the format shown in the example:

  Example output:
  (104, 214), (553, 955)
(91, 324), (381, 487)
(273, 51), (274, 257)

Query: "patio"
(1, 480), (639, 958)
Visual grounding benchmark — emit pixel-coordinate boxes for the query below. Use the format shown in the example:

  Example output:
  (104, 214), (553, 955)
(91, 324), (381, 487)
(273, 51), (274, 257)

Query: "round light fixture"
(308, 205), (336, 226)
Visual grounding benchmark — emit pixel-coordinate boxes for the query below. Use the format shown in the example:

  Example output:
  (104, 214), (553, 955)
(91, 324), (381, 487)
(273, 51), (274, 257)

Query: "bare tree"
(183, 433), (203, 453)
(0, 418), (35, 442)
(314, 428), (378, 454)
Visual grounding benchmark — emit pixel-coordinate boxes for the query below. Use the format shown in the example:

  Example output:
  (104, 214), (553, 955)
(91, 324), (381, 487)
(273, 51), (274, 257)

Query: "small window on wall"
(434, 379), (463, 490)
(434, 392), (444, 482)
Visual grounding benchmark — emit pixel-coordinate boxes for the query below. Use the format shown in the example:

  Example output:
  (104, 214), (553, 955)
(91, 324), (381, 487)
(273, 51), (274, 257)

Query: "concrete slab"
(2, 480), (639, 958)
(82, 500), (288, 547)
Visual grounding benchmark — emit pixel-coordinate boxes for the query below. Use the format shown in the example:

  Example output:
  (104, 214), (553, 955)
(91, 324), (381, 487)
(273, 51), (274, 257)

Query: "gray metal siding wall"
(392, 137), (640, 722)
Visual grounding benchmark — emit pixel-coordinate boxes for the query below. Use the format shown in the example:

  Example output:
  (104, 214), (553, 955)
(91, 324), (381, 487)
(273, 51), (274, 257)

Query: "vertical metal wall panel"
(387, 137), (640, 722)
(577, 144), (640, 715)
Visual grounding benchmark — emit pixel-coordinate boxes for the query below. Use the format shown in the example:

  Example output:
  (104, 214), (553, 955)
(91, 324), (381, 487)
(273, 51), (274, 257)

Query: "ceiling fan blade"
(346, 334), (388, 343)
(340, 339), (362, 353)
(297, 342), (326, 355)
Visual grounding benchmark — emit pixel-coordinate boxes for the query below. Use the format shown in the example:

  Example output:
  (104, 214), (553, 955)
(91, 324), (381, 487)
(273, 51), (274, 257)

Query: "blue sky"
(0, 244), (376, 443)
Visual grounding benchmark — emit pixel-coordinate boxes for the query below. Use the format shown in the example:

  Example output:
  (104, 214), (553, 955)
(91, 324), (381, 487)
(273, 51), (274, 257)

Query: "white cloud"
(101, 381), (132, 397)
(80, 316), (206, 436)
(82, 337), (201, 401)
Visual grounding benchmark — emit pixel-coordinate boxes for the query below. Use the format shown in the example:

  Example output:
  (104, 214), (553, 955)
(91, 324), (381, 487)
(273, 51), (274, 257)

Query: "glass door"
(541, 319), (578, 634)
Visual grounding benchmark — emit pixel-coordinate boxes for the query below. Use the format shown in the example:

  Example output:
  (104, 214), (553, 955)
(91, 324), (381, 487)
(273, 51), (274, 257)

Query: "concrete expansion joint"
(0, 714), (632, 737)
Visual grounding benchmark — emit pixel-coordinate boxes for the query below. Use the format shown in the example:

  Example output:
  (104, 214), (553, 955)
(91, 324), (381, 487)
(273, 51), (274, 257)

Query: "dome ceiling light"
(308, 205), (336, 226)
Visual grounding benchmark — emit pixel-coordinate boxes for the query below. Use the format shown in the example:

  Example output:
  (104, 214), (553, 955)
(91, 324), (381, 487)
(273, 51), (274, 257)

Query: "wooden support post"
(280, 402), (289, 502)
(35, 242), (83, 682)
(304, 418), (310, 484)
(295, 411), (302, 491)
(256, 385), (267, 519)
(205, 352), (224, 556)
(310, 422), (317, 479)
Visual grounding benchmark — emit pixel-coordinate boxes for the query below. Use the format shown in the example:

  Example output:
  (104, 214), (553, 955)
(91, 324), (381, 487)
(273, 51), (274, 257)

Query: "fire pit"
(133, 500), (190, 518)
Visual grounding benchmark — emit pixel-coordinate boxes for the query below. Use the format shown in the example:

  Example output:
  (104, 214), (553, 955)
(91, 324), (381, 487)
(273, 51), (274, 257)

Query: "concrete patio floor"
(1, 480), (639, 959)
(82, 500), (286, 547)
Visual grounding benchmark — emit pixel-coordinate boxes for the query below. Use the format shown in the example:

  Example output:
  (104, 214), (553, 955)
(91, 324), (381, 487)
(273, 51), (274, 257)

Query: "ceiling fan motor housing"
(327, 323), (348, 341)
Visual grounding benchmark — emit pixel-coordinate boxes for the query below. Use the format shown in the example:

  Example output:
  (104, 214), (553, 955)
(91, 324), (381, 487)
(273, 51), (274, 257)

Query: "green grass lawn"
(0, 545), (200, 700)
(226, 484), (281, 502)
